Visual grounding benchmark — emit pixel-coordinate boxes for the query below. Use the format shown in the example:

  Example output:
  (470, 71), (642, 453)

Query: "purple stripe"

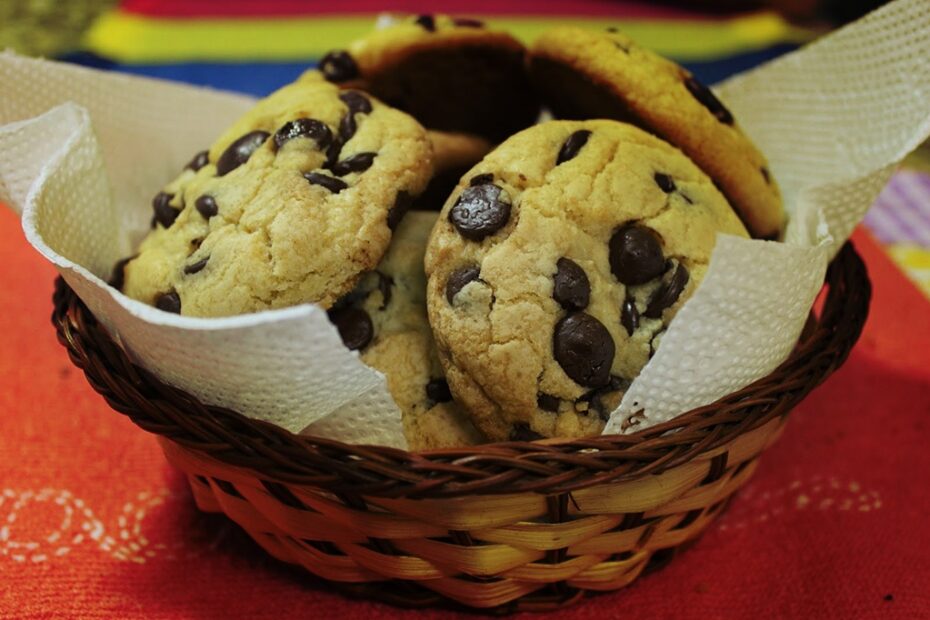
(886, 176), (930, 245)
(896, 172), (930, 226)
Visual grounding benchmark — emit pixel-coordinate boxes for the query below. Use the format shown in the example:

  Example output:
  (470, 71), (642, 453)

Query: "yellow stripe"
(82, 11), (813, 63)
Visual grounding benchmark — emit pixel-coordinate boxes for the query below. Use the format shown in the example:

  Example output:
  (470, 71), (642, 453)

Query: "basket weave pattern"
(52, 243), (870, 611)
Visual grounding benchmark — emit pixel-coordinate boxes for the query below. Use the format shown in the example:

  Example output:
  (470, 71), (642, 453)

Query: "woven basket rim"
(52, 242), (870, 500)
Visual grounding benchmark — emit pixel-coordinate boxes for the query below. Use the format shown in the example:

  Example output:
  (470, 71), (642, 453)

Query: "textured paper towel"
(2, 0), (929, 446)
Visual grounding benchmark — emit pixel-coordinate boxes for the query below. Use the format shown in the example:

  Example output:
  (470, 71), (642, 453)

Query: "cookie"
(424, 120), (749, 441)
(416, 129), (494, 211)
(328, 211), (484, 450)
(528, 27), (784, 240)
(120, 79), (432, 317)
(316, 14), (540, 142)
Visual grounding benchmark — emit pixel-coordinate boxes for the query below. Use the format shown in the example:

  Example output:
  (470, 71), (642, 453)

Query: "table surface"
(2, 2), (930, 619)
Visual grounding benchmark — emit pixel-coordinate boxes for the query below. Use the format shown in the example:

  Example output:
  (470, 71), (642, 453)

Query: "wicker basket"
(51, 242), (870, 612)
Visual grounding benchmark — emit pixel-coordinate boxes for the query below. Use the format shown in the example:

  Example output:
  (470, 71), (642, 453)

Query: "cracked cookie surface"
(528, 26), (783, 239)
(425, 120), (748, 441)
(328, 211), (484, 450)
(120, 79), (432, 317)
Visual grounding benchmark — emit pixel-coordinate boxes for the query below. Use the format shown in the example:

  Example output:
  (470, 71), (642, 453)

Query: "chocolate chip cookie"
(316, 14), (540, 142)
(120, 79), (432, 316)
(424, 120), (749, 441)
(528, 27), (784, 240)
(328, 211), (483, 450)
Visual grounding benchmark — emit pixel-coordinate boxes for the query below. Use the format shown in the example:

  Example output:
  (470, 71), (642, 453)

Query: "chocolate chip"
(683, 75), (733, 125)
(331, 152), (376, 176)
(681, 193), (694, 205)
(273, 118), (332, 151)
(387, 190), (412, 230)
(339, 91), (372, 115)
(340, 116), (357, 146)
(654, 172), (676, 193)
(186, 150), (209, 171)
(152, 192), (180, 228)
(609, 225), (665, 285)
(553, 312), (615, 388)
(449, 184), (511, 241)
(469, 173), (494, 187)
(510, 423), (543, 441)
(621, 297), (639, 336)
(155, 291), (181, 314)
(184, 257), (209, 275)
(453, 17), (484, 28)
(108, 255), (136, 291)
(578, 375), (627, 421)
(319, 50), (359, 82)
(553, 257), (590, 311)
(195, 195), (218, 219)
(216, 130), (269, 176)
(415, 14), (436, 31)
(304, 172), (348, 194)
(446, 265), (481, 303)
(644, 263), (690, 318)
(324, 136), (342, 168)
(376, 271), (393, 309)
(537, 392), (560, 412)
(328, 306), (373, 351)
(761, 166), (771, 184)
(426, 378), (452, 404)
(190, 237), (204, 252)
(556, 130), (592, 165)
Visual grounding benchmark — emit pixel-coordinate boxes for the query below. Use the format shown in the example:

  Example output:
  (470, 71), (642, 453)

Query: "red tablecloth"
(1, 204), (929, 618)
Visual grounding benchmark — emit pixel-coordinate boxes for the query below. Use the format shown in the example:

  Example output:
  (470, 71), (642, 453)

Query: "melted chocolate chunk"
(195, 195), (218, 219)
(469, 173), (494, 187)
(537, 392), (560, 412)
(154, 291), (181, 314)
(216, 130), (269, 176)
(449, 184), (511, 241)
(445, 265), (481, 303)
(328, 306), (373, 351)
(621, 297), (639, 336)
(331, 152), (376, 176)
(654, 172), (676, 193)
(645, 263), (689, 318)
(338, 113), (357, 144)
(186, 150), (209, 171)
(189, 237), (204, 252)
(319, 50), (359, 82)
(415, 14), (436, 31)
(339, 91), (372, 115)
(387, 190), (412, 230)
(553, 257), (591, 310)
(376, 271), (394, 310)
(108, 255), (136, 291)
(609, 225), (665, 285)
(578, 375), (627, 421)
(556, 130), (592, 165)
(273, 118), (332, 151)
(304, 172), (348, 194)
(184, 257), (209, 275)
(683, 75), (733, 125)
(453, 17), (484, 28)
(152, 192), (180, 228)
(553, 312), (615, 388)
(510, 423), (543, 441)
(425, 378), (452, 404)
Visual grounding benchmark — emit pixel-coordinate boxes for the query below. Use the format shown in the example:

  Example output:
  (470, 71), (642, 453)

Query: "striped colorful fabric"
(62, 1), (811, 97)
(864, 171), (930, 247)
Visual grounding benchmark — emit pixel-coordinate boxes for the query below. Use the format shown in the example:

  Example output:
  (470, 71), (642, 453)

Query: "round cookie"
(424, 120), (749, 441)
(528, 26), (783, 240)
(119, 79), (432, 317)
(416, 130), (494, 211)
(328, 211), (484, 450)
(316, 14), (540, 142)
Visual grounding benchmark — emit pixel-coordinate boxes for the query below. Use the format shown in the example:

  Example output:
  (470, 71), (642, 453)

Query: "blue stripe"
(60, 43), (798, 98)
